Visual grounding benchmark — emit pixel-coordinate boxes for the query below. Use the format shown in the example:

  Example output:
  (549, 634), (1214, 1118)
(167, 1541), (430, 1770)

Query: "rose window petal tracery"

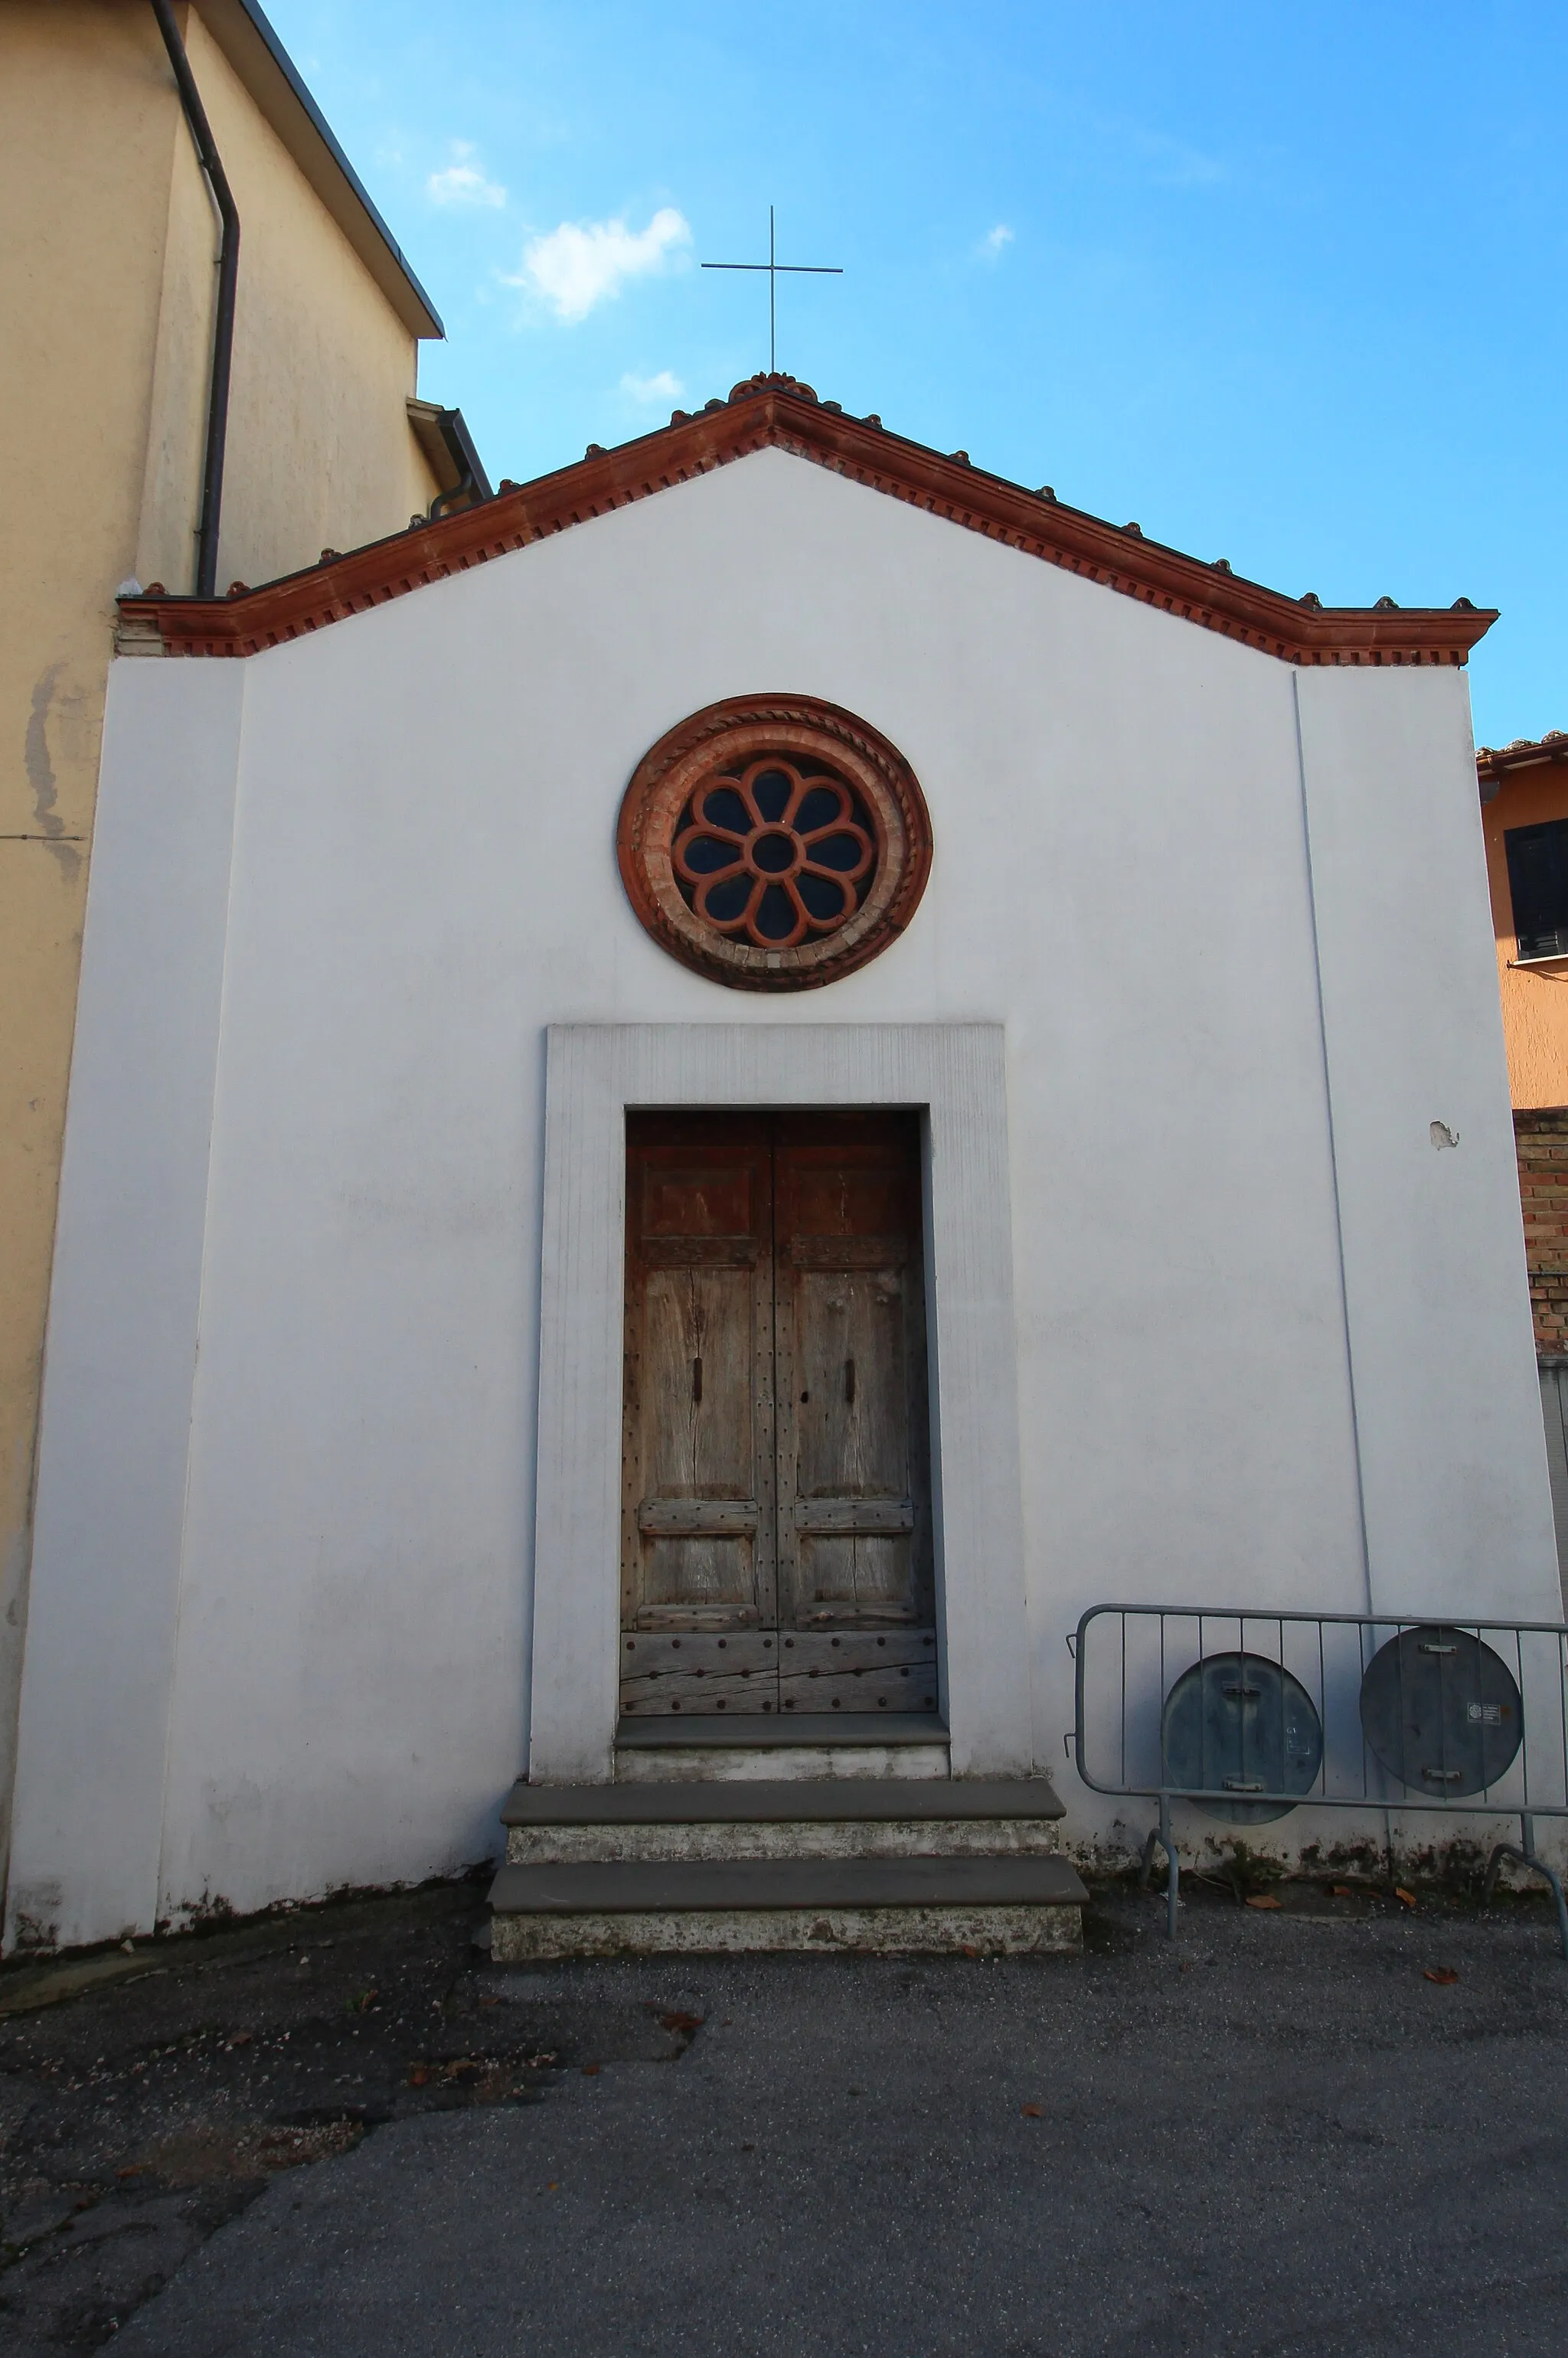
(672, 760), (877, 949)
(616, 696), (933, 992)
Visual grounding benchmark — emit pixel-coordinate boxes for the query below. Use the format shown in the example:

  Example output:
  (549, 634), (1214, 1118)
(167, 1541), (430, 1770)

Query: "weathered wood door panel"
(776, 1115), (933, 1644)
(621, 1118), (776, 1651)
(621, 1112), (935, 1722)
(778, 1628), (939, 1713)
(619, 1630), (780, 1716)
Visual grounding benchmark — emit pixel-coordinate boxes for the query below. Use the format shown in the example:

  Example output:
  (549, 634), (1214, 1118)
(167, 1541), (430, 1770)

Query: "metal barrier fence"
(1070, 1605), (1568, 1957)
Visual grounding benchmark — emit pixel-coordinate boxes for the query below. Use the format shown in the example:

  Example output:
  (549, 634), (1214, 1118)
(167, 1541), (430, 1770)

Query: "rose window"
(673, 760), (876, 949)
(617, 694), (933, 992)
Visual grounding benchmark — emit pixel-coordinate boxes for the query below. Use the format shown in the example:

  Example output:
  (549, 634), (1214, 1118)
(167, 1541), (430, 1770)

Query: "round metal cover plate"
(1359, 1625), (1523, 1798)
(1161, 1651), (1324, 1823)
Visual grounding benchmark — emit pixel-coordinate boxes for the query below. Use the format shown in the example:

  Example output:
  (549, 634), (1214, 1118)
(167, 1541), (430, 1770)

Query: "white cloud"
(619, 369), (684, 405)
(510, 207), (691, 324)
(427, 141), (505, 209)
(978, 224), (1014, 262)
(1131, 127), (1227, 188)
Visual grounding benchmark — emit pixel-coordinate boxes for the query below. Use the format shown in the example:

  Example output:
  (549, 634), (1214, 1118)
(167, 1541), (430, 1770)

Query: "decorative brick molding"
(1516, 1110), (1568, 1355)
(116, 374), (1498, 668)
(616, 694), (933, 992)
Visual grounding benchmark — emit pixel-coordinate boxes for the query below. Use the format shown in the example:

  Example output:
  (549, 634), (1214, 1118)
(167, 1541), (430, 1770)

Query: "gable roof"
(116, 373), (1497, 664)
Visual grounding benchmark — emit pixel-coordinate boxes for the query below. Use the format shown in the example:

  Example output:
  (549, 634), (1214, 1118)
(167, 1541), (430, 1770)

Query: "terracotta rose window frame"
(616, 694), (933, 992)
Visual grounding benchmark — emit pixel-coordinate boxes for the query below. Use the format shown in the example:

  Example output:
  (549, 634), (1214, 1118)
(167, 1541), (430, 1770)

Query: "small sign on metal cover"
(1360, 1626), (1524, 1796)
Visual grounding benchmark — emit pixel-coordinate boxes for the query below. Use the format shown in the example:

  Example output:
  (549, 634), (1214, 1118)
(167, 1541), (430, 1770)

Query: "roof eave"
(1476, 736), (1568, 799)
(199, 0), (443, 338)
(116, 380), (1498, 664)
(406, 401), (492, 504)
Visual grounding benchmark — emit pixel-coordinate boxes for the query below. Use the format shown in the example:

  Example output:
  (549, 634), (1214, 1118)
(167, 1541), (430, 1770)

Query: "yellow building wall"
(0, 0), (443, 1893)
(1483, 766), (1568, 1109)
(139, 11), (439, 596)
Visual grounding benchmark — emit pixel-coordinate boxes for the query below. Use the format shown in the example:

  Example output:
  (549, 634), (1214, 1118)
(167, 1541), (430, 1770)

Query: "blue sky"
(268, 0), (1567, 746)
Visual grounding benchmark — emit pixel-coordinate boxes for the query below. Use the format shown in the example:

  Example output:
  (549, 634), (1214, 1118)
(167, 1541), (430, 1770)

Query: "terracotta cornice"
(116, 376), (1498, 667)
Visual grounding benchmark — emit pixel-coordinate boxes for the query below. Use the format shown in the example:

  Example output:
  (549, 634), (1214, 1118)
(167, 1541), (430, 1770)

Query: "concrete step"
(488, 1853), (1088, 1961)
(506, 1820), (1063, 1865)
(502, 1776), (1060, 1823)
(501, 1776), (1067, 1865)
(615, 1712), (951, 1783)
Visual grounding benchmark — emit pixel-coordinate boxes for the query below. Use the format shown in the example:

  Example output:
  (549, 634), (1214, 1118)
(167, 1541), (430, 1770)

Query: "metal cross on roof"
(701, 206), (843, 374)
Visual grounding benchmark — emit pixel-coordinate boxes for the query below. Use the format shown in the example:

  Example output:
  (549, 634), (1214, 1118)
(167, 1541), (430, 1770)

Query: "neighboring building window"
(1506, 819), (1568, 961)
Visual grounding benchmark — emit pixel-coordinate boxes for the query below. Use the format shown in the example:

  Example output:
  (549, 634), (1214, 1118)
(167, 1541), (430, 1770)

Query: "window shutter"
(1505, 820), (1568, 960)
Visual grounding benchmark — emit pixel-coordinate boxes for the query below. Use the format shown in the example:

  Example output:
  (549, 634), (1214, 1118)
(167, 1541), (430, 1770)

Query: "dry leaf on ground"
(1423, 1968), (1459, 1986)
(1396, 1888), (1418, 1908)
(1245, 1895), (1282, 1911)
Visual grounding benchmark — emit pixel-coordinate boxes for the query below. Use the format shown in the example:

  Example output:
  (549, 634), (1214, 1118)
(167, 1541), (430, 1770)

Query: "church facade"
(5, 377), (1557, 1952)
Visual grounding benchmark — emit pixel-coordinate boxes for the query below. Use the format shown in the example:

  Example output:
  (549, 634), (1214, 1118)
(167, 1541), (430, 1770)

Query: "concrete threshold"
(502, 1777), (1064, 1825)
(614, 1713), (949, 1748)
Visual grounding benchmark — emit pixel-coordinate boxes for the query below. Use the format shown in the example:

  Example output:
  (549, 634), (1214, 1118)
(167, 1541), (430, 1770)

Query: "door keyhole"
(691, 1357), (702, 1404)
(844, 1357), (856, 1406)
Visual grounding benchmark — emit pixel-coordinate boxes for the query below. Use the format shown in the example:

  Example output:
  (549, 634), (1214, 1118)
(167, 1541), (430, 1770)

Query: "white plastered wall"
(1295, 667), (1555, 1622)
(5, 447), (1556, 1948)
(5, 662), (246, 1948)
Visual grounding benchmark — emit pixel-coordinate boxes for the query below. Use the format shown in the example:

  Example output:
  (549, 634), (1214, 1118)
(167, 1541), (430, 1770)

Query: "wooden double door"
(620, 1111), (937, 1721)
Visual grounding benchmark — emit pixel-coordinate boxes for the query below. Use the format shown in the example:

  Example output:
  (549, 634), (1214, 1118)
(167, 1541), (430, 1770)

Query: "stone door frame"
(528, 1024), (1031, 1782)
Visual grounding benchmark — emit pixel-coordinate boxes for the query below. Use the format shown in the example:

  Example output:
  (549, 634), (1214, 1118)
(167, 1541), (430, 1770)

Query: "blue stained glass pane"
(809, 833), (863, 873)
(755, 884), (796, 940)
(753, 770), (792, 823)
(795, 786), (842, 832)
(681, 834), (740, 875)
(751, 831), (795, 874)
(698, 785), (750, 834)
(798, 871), (848, 921)
(704, 874), (752, 923)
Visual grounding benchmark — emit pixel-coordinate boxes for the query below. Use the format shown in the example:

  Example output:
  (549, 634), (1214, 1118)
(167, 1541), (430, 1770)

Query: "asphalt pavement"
(85, 1882), (1568, 2358)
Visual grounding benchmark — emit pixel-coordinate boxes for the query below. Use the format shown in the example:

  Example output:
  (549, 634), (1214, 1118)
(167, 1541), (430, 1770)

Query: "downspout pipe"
(427, 406), (492, 520)
(427, 472), (478, 522)
(150, 1), (239, 598)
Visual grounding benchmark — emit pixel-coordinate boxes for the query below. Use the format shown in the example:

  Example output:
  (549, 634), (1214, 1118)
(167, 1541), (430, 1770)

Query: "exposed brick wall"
(1516, 1111), (1568, 1357)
